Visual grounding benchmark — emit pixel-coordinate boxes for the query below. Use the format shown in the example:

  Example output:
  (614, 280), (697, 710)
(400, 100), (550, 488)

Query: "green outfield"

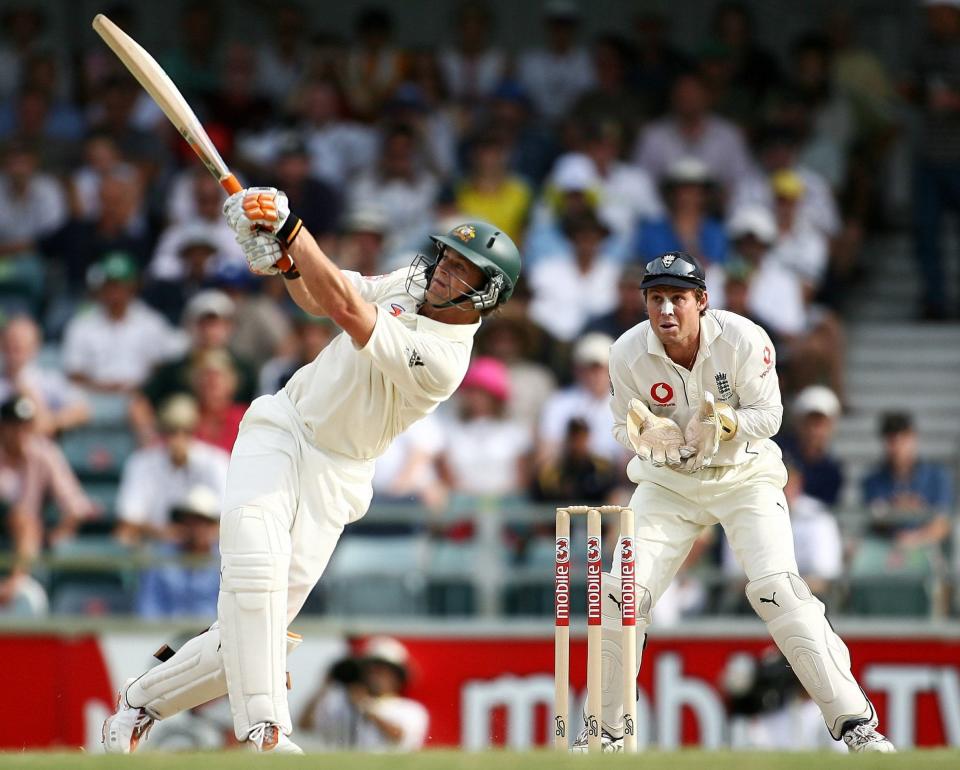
(1, 750), (958, 770)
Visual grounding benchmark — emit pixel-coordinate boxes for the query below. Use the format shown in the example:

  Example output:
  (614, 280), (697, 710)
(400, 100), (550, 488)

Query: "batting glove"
(626, 398), (690, 467)
(223, 187), (303, 248)
(236, 229), (284, 276)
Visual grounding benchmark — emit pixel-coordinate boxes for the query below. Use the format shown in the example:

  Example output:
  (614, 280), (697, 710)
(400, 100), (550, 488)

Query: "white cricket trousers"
(126, 390), (375, 740)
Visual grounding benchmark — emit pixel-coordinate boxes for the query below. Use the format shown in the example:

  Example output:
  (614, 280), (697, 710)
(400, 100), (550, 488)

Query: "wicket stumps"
(554, 505), (638, 753)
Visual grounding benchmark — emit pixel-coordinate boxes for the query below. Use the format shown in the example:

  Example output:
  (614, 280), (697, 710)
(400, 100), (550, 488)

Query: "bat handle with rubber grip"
(219, 174), (295, 274)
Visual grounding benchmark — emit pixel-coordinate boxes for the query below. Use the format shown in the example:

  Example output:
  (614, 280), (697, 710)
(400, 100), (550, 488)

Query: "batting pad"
(598, 572), (650, 737)
(219, 505), (292, 740)
(126, 624), (303, 720)
(746, 572), (873, 739)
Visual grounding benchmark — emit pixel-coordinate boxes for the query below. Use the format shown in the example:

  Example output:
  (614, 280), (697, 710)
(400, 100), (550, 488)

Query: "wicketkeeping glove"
(681, 392), (736, 472)
(626, 398), (690, 467)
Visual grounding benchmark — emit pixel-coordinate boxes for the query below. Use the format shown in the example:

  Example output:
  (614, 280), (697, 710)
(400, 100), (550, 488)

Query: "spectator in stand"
(529, 209), (621, 342)
(723, 458), (843, 600)
(335, 207), (390, 275)
(518, 0), (595, 123)
(130, 290), (256, 445)
(910, 0), (960, 320)
(150, 170), (245, 282)
(254, 3), (310, 108)
(710, 1), (783, 110)
(537, 332), (622, 466)
(189, 350), (248, 453)
(143, 223), (225, 323)
(437, 357), (532, 498)
(0, 141), (67, 256)
(209, 42), (275, 137)
(531, 417), (617, 503)
(708, 205), (806, 340)
(767, 170), (830, 297)
(0, 315), (89, 436)
(259, 312), (338, 395)
(0, 7), (55, 102)
(584, 263), (648, 340)
(732, 123), (841, 242)
(695, 41), (757, 131)
(636, 157), (728, 268)
(579, 121), (663, 246)
(572, 36), (646, 143)
(348, 123), (439, 258)
(115, 394), (229, 545)
(68, 132), (137, 222)
(475, 317), (556, 433)
(262, 133), (342, 247)
(158, 1), (222, 104)
(388, 59), (458, 180)
(439, 0), (506, 102)
(0, 85), (80, 174)
(862, 412), (954, 550)
(62, 253), (188, 394)
(632, 70), (752, 196)
(630, 12), (691, 116)
(456, 129), (532, 243)
(298, 636), (429, 751)
(776, 386), (845, 508)
(0, 394), (96, 616)
(486, 80), (558, 187)
(136, 484), (222, 620)
(372, 412), (446, 514)
(342, 7), (408, 120)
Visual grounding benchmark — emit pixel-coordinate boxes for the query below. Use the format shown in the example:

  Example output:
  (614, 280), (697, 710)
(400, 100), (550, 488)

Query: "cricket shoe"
(102, 678), (155, 754)
(247, 722), (304, 754)
(571, 726), (623, 753)
(842, 717), (895, 753)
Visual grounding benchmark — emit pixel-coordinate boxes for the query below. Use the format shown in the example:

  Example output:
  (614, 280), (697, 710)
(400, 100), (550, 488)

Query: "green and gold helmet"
(406, 221), (522, 311)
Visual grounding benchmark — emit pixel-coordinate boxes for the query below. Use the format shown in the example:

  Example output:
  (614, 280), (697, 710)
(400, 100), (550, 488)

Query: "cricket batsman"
(102, 188), (521, 754)
(576, 251), (894, 753)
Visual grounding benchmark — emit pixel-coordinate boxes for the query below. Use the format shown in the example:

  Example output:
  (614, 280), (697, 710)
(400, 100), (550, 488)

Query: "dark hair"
(356, 6), (393, 34)
(879, 412), (913, 437)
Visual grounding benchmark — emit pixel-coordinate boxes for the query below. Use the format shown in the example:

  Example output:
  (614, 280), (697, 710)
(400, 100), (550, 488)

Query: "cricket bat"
(92, 14), (294, 272)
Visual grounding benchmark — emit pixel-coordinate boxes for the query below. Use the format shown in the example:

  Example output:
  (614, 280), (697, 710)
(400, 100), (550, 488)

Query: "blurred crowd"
(0, 0), (957, 621)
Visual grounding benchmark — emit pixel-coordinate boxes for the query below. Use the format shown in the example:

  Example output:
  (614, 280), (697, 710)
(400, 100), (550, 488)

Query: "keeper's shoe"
(842, 717), (896, 753)
(247, 722), (304, 754)
(571, 726), (623, 753)
(101, 678), (155, 754)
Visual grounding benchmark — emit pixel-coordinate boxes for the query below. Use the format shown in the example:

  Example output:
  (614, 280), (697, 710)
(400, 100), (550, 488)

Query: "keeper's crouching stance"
(102, 187), (521, 754)
(575, 252), (893, 754)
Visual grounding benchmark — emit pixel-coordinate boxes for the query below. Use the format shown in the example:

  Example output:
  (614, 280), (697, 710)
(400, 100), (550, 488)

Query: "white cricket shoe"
(842, 718), (896, 753)
(247, 722), (304, 754)
(570, 726), (623, 753)
(101, 678), (155, 754)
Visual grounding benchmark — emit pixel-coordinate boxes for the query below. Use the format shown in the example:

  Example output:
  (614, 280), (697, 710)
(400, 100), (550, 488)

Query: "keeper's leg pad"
(599, 571), (651, 736)
(219, 505), (292, 740)
(746, 573), (873, 738)
(126, 625), (303, 720)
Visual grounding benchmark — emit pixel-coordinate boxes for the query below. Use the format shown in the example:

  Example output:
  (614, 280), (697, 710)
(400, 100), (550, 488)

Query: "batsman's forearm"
(287, 226), (361, 317)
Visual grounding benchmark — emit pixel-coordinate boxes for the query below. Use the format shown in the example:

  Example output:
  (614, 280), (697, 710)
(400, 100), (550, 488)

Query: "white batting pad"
(219, 505), (292, 739)
(597, 572), (650, 737)
(746, 572), (873, 739)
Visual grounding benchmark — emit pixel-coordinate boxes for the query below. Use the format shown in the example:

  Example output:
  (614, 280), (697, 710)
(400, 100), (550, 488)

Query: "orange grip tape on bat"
(220, 174), (295, 274)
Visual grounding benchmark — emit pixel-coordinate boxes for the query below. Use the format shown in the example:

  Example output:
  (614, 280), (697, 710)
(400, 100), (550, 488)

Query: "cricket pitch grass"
(1, 750), (957, 769)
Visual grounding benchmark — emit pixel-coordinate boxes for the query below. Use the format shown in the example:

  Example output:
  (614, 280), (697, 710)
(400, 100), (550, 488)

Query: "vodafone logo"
(586, 536), (601, 563)
(650, 382), (674, 404)
(555, 537), (569, 564)
(763, 346), (772, 365)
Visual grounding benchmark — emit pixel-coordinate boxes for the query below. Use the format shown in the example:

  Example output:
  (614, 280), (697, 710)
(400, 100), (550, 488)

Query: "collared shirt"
(62, 300), (189, 388)
(609, 309), (783, 468)
(136, 543), (220, 619)
(528, 255), (621, 342)
(116, 442), (230, 530)
(0, 435), (94, 520)
(285, 269), (478, 460)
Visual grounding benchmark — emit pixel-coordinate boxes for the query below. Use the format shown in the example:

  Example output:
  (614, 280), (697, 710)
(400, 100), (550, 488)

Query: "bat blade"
(92, 14), (292, 269)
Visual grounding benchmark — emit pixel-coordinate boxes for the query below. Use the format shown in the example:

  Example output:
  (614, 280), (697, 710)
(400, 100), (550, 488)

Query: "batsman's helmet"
(640, 251), (706, 290)
(406, 221), (521, 311)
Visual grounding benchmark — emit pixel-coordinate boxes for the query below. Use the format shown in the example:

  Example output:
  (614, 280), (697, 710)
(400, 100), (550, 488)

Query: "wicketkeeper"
(102, 188), (521, 754)
(577, 251), (894, 753)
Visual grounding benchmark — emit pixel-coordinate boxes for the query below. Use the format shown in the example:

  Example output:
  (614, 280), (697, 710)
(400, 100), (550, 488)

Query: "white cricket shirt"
(284, 269), (478, 460)
(609, 309), (783, 468)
